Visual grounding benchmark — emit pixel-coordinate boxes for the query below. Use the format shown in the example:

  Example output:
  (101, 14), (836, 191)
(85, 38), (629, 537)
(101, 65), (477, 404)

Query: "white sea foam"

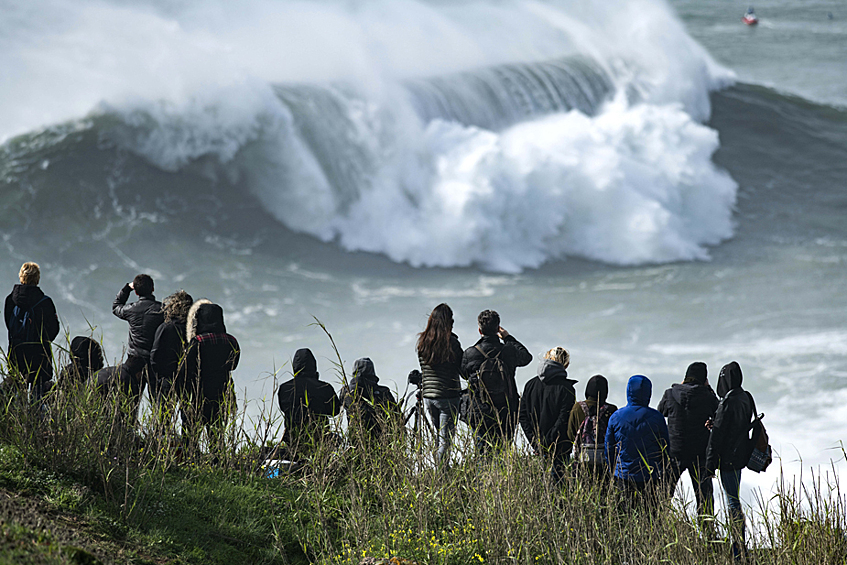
(0, 0), (737, 270)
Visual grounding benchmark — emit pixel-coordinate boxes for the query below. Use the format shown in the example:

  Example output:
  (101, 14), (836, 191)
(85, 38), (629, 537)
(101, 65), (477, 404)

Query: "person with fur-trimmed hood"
(519, 347), (577, 479)
(339, 357), (400, 443)
(150, 290), (193, 401)
(705, 361), (754, 559)
(658, 362), (719, 519)
(177, 300), (240, 449)
(277, 348), (340, 455)
(4, 262), (60, 400)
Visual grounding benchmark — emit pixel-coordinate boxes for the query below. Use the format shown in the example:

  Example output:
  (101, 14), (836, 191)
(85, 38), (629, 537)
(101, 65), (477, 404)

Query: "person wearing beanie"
(605, 375), (669, 498)
(518, 347), (578, 481)
(277, 348), (340, 455)
(4, 262), (60, 400)
(567, 374), (618, 468)
(658, 362), (719, 520)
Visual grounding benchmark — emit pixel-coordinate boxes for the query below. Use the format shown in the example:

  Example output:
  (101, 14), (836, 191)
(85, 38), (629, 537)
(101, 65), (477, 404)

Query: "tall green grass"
(0, 336), (845, 564)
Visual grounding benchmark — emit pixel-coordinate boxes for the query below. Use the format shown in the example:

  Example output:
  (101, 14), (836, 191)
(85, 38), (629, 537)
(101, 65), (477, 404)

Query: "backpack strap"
(474, 345), (502, 361)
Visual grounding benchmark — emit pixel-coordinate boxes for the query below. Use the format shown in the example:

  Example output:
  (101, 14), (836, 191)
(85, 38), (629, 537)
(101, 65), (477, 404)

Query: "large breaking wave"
(0, 0), (737, 272)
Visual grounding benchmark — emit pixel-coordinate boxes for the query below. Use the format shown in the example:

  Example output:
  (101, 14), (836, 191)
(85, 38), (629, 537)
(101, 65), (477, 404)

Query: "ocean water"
(1, 0), (846, 515)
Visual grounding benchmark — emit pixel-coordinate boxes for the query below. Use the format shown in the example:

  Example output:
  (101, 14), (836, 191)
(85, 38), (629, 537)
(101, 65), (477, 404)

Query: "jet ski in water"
(743, 7), (759, 25)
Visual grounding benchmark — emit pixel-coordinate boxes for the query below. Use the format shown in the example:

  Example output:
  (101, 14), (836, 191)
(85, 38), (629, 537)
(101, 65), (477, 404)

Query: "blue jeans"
(720, 468), (745, 550)
(425, 397), (460, 467)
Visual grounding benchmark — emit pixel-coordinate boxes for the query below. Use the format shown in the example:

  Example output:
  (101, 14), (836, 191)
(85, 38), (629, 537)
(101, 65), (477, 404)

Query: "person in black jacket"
(4, 262), (60, 400)
(462, 309), (532, 455)
(177, 301), (240, 452)
(339, 357), (400, 444)
(111, 274), (164, 406)
(519, 347), (577, 481)
(417, 303), (463, 467)
(150, 290), (193, 403)
(705, 361), (753, 559)
(658, 362), (719, 519)
(58, 336), (105, 389)
(277, 348), (340, 457)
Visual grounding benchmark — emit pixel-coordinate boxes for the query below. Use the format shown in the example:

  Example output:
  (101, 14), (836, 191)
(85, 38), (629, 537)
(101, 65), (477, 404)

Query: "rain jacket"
(518, 359), (577, 457)
(658, 362), (719, 461)
(339, 357), (399, 438)
(705, 362), (754, 472)
(4, 284), (60, 385)
(277, 348), (340, 444)
(605, 375), (669, 482)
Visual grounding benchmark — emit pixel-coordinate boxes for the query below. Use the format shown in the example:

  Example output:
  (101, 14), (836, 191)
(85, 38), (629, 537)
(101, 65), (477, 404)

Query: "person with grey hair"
(4, 261), (60, 400)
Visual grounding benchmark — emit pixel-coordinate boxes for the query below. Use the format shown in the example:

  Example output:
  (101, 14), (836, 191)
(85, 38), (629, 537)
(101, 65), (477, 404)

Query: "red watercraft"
(743, 8), (758, 25)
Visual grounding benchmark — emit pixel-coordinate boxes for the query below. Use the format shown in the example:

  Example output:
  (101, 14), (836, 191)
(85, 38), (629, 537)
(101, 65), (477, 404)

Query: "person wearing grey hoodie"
(706, 361), (754, 559)
(519, 347), (577, 480)
(339, 357), (400, 442)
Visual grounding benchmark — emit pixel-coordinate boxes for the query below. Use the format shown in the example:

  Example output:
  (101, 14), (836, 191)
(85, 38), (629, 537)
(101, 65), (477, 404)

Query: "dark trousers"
(473, 401), (516, 457)
(666, 456), (714, 517)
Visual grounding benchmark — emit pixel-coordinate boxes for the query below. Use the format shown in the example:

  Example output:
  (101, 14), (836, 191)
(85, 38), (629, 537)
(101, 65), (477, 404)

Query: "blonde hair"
(19, 262), (40, 285)
(544, 347), (570, 369)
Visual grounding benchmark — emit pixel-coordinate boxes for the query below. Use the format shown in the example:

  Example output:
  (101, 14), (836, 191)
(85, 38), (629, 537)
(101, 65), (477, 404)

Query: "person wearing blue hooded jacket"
(605, 375), (669, 497)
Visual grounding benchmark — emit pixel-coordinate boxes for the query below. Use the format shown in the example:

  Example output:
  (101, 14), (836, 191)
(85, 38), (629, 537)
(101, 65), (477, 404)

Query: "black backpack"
(8, 297), (48, 347)
(473, 345), (518, 402)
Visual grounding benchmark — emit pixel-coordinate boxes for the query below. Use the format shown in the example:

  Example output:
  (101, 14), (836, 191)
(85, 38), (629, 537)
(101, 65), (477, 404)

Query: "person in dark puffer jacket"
(277, 348), (340, 457)
(658, 362), (719, 519)
(177, 301), (240, 452)
(417, 303), (463, 467)
(339, 357), (400, 444)
(519, 347), (577, 481)
(605, 375), (669, 499)
(4, 262), (60, 400)
(462, 309), (532, 456)
(706, 361), (753, 559)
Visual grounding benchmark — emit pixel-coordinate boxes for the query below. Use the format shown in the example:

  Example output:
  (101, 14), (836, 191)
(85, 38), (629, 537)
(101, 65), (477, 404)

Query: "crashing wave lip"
(403, 55), (615, 131)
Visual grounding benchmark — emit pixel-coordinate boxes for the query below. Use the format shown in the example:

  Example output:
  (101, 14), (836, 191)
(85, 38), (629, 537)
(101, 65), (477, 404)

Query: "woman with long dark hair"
(417, 303), (463, 467)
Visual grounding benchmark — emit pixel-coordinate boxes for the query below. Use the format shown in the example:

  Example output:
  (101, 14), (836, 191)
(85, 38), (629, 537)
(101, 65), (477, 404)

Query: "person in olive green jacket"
(567, 375), (618, 459)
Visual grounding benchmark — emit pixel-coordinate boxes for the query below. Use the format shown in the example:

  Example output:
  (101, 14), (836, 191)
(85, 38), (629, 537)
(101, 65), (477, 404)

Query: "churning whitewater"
(0, 0), (736, 272)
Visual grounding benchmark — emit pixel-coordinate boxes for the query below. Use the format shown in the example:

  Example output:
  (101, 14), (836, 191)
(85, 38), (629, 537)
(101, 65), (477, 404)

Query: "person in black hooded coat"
(658, 362), (719, 518)
(58, 336), (105, 389)
(339, 357), (399, 443)
(277, 348), (340, 454)
(706, 361), (754, 557)
(519, 347), (577, 463)
(150, 290), (193, 402)
(177, 302), (240, 446)
(4, 262), (60, 399)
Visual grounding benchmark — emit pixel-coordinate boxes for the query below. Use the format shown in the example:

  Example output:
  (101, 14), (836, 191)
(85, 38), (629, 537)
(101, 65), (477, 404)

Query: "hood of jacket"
(350, 357), (378, 388)
(293, 348), (319, 379)
(186, 299), (212, 342)
(626, 375), (652, 407)
(70, 336), (104, 371)
(683, 362), (708, 385)
(536, 358), (572, 385)
(717, 361), (743, 398)
(11, 284), (45, 309)
(194, 303), (226, 335)
(585, 374), (608, 405)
